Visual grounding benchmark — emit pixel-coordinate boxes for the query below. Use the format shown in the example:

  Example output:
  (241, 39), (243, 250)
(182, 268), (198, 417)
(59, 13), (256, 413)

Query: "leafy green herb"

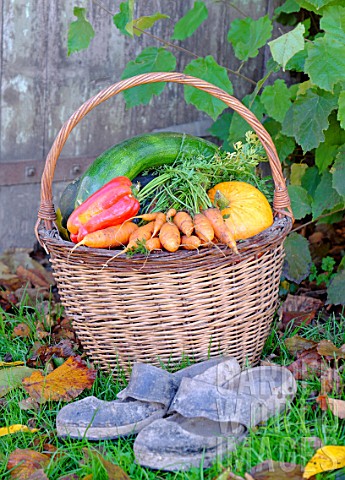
(138, 131), (273, 214)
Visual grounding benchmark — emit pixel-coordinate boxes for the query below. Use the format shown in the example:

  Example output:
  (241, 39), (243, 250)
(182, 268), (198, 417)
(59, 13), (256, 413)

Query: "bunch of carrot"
(72, 207), (239, 255)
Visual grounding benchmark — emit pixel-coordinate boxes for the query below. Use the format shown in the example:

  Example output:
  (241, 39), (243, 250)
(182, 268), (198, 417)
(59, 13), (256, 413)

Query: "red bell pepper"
(67, 176), (132, 235)
(76, 194), (140, 242)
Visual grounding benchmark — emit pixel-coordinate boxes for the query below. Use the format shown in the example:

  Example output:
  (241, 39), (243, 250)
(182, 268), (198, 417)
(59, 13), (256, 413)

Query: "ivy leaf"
(321, 5), (345, 43)
(269, 23), (305, 71)
(261, 79), (292, 123)
(67, 7), (95, 56)
(208, 111), (233, 150)
(113, 0), (134, 36)
(171, 1), (208, 41)
(287, 185), (312, 220)
(290, 164), (308, 185)
(301, 165), (321, 197)
(263, 119), (296, 161)
(285, 47), (308, 72)
(227, 16), (273, 61)
(332, 146), (345, 198)
(128, 13), (169, 37)
(228, 96), (265, 145)
(183, 56), (233, 121)
(282, 89), (338, 152)
(312, 170), (344, 219)
(315, 143), (338, 172)
(283, 232), (312, 283)
(275, 0), (301, 15)
(338, 91), (345, 129)
(297, 0), (339, 12)
(121, 47), (176, 108)
(327, 270), (345, 305)
(305, 37), (345, 92)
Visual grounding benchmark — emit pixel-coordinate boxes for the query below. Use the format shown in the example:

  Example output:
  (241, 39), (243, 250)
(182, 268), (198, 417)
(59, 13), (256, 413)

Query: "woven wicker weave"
(36, 73), (293, 374)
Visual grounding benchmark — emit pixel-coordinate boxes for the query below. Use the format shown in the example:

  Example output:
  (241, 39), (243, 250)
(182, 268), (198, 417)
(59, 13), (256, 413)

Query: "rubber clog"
(133, 365), (297, 471)
(56, 357), (240, 440)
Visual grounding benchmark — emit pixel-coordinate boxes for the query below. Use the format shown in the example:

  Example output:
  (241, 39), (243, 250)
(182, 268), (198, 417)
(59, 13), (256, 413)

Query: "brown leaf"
(320, 367), (342, 395)
(317, 340), (345, 360)
(287, 349), (327, 380)
(22, 356), (96, 403)
(13, 323), (31, 338)
(27, 340), (76, 368)
(316, 395), (345, 418)
(285, 336), (318, 357)
(16, 266), (51, 289)
(7, 448), (50, 480)
(82, 449), (130, 480)
(250, 460), (307, 479)
(280, 295), (322, 331)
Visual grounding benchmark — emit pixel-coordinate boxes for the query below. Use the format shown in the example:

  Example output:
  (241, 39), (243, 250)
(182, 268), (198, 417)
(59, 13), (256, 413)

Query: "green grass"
(0, 299), (344, 479)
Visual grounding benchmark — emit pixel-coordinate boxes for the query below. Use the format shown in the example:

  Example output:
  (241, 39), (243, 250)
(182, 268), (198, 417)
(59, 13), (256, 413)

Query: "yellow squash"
(207, 181), (273, 241)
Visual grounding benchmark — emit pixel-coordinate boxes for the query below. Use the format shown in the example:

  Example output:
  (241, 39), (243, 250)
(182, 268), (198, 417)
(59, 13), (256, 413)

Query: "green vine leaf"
(332, 146), (345, 198)
(227, 16), (272, 61)
(282, 89), (338, 152)
(121, 47), (176, 108)
(338, 91), (345, 129)
(287, 185), (312, 219)
(305, 36), (345, 92)
(290, 164), (308, 185)
(283, 232), (312, 283)
(261, 79), (292, 123)
(321, 5), (345, 43)
(315, 143), (338, 172)
(128, 13), (169, 37)
(275, 0), (301, 16)
(67, 7), (95, 56)
(312, 170), (344, 219)
(264, 119), (296, 162)
(301, 166), (321, 198)
(269, 23), (305, 71)
(285, 47), (308, 72)
(297, 0), (339, 14)
(208, 112), (233, 150)
(228, 96), (265, 145)
(113, 0), (134, 37)
(183, 56), (233, 121)
(171, 1), (208, 41)
(327, 270), (345, 305)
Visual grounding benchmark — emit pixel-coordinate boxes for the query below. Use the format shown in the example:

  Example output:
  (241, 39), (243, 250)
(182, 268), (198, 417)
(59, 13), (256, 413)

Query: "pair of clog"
(57, 357), (296, 471)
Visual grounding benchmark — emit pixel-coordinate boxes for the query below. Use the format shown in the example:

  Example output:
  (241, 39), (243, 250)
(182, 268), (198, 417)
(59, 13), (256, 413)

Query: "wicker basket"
(36, 73), (293, 374)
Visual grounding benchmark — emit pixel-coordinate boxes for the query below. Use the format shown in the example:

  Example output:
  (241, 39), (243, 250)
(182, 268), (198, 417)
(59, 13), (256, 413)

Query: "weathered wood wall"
(0, 0), (278, 250)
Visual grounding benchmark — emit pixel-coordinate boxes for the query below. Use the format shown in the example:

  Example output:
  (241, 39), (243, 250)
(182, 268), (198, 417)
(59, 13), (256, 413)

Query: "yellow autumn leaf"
(303, 446), (345, 478)
(0, 424), (38, 437)
(0, 361), (24, 367)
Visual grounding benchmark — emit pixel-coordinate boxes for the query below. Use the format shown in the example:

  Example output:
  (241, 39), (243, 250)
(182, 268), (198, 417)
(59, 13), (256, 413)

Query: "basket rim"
(41, 215), (292, 269)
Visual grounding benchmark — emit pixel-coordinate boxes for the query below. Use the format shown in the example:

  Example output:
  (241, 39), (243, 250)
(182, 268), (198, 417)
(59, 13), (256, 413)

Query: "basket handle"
(36, 72), (293, 237)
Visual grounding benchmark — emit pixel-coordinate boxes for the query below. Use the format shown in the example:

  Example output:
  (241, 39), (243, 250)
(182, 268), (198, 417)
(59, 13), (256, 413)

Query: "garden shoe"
(133, 365), (297, 471)
(56, 357), (240, 440)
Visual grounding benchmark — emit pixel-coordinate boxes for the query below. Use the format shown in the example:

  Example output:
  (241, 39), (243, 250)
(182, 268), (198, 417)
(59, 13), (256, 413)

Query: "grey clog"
(133, 365), (297, 471)
(56, 357), (240, 440)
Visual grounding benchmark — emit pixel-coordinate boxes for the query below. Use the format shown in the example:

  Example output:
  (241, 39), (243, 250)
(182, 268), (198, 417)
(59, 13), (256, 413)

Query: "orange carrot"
(159, 222), (181, 252)
(180, 235), (201, 250)
(203, 208), (238, 254)
(193, 213), (214, 243)
(173, 211), (194, 237)
(166, 208), (177, 221)
(126, 221), (155, 250)
(135, 213), (159, 222)
(145, 237), (162, 252)
(152, 212), (166, 237)
(71, 222), (138, 249)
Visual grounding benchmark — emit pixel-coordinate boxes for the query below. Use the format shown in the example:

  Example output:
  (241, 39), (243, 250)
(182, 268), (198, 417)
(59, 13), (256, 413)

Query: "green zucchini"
(57, 132), (218, 230)
(75, 132), (218, 205)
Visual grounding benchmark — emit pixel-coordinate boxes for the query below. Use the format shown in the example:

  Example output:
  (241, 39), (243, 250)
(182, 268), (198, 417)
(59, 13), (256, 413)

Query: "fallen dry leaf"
(317, 395), (345, 418)
(7, 448), (50, 480)
(320, 367), (342, 395)
(280, 295), (322, 331)
(13, 323), (31, 338)
(0, 424), (38, 437)
(317, 340), (345, 360)
(303, 446), (345, 478)
(27, 340), (76, 367)
(285, 336), (317, 357)
(287, 349), (327, 381)
(83, 448), (130, 480)
(250, 460), (306, 479)
(22, 356), (96, 403)
(0, 366), (37, 398)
